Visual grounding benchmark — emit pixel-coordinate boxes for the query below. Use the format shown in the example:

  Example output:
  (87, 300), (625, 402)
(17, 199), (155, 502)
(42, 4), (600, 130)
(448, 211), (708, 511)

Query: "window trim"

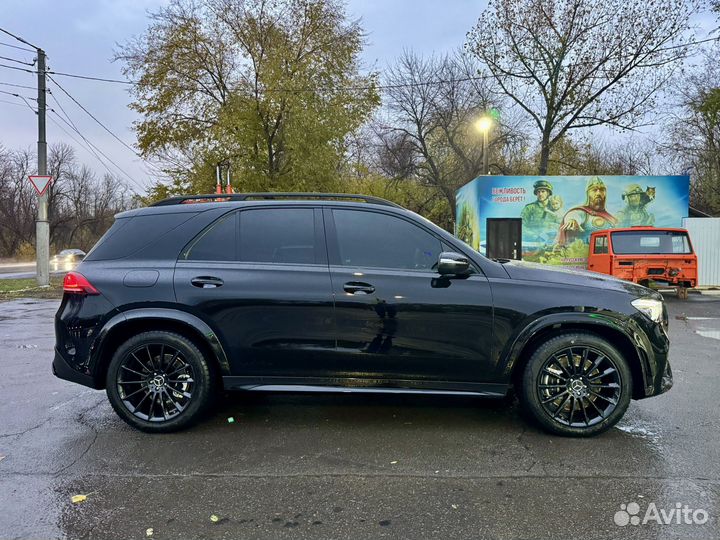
(324, 206), (449, 273)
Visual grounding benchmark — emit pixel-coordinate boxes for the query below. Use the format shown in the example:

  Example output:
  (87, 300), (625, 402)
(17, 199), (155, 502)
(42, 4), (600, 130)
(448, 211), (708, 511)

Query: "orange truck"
(587, 227), (698, 299)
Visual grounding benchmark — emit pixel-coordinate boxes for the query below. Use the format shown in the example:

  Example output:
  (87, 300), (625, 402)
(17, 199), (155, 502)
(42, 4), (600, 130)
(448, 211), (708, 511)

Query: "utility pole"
(36, 49), (49, 287)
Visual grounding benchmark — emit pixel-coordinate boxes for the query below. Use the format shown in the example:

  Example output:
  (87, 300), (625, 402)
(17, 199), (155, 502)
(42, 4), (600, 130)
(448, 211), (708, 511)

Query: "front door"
(173, 207), (336, 378)
(324, 207), (495, 385)
(486, 218), (522, 260)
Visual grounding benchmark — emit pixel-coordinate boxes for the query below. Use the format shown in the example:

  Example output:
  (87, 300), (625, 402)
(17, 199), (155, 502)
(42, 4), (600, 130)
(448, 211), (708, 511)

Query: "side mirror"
(437, 252), (470, 275)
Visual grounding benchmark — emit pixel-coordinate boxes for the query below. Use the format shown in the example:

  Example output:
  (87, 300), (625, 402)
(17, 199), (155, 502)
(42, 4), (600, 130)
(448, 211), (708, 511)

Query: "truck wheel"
(518, 332), (632, 437)
(106, 331), (215, 433)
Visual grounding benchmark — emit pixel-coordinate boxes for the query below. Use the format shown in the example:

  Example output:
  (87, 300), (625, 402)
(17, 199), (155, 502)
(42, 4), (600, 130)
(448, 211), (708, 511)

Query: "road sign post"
(36, 49), (49, 287)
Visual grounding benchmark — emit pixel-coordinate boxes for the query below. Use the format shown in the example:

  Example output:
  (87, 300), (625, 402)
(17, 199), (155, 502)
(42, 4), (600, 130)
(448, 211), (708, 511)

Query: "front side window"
(593, 235), (608, 254)
(332, 209), (442, 270)
(239, 208), (316, 264)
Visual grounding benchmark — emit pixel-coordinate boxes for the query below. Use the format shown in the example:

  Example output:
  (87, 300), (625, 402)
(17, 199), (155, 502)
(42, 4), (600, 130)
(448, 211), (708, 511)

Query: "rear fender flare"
(90, 308), (231, 378)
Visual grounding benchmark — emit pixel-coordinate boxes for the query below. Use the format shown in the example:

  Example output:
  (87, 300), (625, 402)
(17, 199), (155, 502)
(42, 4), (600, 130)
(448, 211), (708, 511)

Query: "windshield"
(610, 230), (692, 255)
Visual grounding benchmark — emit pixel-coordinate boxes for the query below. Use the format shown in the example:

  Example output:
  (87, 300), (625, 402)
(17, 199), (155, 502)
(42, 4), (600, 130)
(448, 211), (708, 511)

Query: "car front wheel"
(106, 331), (214, 433)
(518, 332), (632, 437)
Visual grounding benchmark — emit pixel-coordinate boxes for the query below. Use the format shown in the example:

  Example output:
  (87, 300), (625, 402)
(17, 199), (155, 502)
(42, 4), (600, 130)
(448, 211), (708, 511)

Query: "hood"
(500, 259), (660, 299)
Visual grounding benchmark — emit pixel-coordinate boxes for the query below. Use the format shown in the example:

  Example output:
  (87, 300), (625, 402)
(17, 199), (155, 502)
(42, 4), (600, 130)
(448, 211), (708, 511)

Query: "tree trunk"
(538, 129), (552, 175)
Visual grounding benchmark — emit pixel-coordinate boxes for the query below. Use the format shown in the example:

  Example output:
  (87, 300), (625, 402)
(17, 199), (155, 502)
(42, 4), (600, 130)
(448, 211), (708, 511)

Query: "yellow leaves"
(70, 494), (87, 504)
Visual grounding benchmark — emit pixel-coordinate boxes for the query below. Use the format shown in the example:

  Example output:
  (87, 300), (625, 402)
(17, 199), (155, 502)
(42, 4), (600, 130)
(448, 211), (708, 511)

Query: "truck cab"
(588, 227), (698, 298)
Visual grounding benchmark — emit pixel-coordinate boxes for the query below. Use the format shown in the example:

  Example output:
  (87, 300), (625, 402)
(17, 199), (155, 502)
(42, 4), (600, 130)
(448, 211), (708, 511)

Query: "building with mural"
(455, 175), (690, 269)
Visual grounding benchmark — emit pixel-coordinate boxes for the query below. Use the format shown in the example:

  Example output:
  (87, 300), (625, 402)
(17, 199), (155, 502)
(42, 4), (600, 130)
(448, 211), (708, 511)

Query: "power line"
(0, 62), (34, 74)
(0, 26), (40, 51)
(49, 75), (141, 155)
(0, 40), (34, 53)
(0, 80), (36, 90)
(0, 54), (34, 66)
(48, 75), (165, 177)
(47, 108), (144, 192)
(0, 97), (30, 108)
(0, 88), (36, 100)
(47, 70), (132, 85)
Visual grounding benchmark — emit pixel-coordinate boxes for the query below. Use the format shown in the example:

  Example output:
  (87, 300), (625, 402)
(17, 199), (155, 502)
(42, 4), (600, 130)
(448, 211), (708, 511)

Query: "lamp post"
(475, 116), (493, 175)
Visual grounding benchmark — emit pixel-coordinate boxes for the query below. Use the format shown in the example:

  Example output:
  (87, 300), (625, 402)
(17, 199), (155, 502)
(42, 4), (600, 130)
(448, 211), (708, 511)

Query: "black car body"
(53, 194), (672, 436)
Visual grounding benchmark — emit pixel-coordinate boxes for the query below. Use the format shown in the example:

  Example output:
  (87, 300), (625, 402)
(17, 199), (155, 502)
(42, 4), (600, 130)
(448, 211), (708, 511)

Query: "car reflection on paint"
(50, 249), (86, 272)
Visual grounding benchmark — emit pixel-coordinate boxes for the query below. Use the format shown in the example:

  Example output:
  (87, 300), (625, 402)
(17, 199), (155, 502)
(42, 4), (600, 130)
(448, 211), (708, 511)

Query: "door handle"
(343, 281), (375, 294)
(191, 276), (224, 288)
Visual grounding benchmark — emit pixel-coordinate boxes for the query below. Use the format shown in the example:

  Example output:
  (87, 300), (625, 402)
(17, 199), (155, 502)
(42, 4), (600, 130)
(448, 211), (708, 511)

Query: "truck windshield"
(610, 230), (692, 255)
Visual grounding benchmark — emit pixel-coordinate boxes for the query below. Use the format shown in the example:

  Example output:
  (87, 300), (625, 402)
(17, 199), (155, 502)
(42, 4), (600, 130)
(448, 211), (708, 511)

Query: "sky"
(0, 1), (715, 193)
(0, 0), (483, 193)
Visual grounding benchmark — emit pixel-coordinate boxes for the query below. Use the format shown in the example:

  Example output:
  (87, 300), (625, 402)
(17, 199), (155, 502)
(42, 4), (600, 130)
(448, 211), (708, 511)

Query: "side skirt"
(222, 376), (508, 398)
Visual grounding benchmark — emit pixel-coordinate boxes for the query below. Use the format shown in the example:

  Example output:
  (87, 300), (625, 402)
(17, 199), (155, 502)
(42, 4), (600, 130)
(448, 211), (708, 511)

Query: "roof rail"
(151, 192), (402, 208)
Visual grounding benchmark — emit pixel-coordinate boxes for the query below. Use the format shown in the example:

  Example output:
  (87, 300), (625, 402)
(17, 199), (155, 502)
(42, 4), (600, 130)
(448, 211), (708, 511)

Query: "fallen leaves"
(70, 494), (88, 504)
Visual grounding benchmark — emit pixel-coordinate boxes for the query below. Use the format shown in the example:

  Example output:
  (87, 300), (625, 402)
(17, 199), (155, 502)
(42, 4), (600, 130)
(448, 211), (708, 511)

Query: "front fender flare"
(497, 310), (647, 385)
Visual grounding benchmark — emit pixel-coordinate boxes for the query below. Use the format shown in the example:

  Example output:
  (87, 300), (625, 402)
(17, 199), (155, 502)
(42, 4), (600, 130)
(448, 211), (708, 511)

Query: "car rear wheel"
(518, 332), (632, 437)
(106, 331), (214, 433)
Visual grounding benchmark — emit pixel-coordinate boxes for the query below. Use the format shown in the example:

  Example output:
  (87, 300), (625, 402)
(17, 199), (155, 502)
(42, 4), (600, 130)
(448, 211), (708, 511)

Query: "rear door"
(173, 206), (336, 378)
(324, 207), (495, 385)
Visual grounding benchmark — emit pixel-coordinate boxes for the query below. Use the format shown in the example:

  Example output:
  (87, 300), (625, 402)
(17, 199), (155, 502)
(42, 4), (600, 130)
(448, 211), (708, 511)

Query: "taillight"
(63, 271), (99, 295)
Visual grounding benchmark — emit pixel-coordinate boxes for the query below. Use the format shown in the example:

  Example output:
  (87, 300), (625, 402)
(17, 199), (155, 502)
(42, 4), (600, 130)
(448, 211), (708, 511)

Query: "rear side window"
(332, 209), (441, 270)
(86, 213), (196, 261)
(183, 213), (237, 261)
(239, 208), (316, 264)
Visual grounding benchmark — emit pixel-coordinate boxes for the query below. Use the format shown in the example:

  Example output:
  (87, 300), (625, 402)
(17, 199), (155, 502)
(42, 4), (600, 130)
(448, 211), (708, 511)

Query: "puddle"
(695, 330), (720, 340)
(616, 421), (661, 445)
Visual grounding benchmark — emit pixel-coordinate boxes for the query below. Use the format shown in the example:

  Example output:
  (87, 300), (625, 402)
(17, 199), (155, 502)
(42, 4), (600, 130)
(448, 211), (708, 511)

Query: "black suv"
(53, 193), (672, 436)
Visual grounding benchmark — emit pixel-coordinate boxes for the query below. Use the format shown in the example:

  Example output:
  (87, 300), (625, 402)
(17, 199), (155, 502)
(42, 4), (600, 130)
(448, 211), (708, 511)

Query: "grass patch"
(0, 277), (64, 301)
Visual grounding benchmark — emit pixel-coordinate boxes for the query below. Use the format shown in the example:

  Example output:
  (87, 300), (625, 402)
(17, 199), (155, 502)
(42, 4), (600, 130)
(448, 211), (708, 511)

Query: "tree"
(117, 0), (379, 195)
(466, 0), (698, 174)
(664, 53), (720, 215)
(0, 144), (134, 258)
(379, 51), (526, 222)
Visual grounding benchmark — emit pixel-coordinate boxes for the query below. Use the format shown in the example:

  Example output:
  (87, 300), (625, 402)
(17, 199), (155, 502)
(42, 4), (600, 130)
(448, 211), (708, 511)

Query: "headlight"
(631, 298), (663, 323)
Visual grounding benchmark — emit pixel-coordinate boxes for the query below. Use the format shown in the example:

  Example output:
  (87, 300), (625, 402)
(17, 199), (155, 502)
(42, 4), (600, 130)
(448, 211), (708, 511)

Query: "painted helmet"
(533, 180), (553, 195)
(622, 184), (644, 199)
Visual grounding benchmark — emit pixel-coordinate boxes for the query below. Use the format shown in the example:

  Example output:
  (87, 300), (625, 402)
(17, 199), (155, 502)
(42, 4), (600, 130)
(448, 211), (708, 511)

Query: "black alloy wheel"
(116, 343), (195, 422)
(518, 332), (632, 437)
(106, 331), (214, 432)
(537, 346), (621, 427)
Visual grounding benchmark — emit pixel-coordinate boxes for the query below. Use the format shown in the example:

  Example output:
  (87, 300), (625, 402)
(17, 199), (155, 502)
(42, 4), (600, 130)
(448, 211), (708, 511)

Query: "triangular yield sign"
(28, 175), (53, 196)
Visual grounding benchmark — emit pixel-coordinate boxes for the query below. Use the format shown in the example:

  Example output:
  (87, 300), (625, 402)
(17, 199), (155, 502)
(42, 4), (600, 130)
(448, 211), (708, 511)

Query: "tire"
(517, 331), (632, 437)
(106, 331), (215, 433)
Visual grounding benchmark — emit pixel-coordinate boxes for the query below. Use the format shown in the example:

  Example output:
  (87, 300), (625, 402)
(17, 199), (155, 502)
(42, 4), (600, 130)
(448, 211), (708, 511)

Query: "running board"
(222, 376), (508, 398)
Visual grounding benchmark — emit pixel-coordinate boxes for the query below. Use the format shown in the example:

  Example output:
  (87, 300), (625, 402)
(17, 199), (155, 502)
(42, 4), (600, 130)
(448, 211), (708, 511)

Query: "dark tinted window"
(87, 213), (196, 261)
(183, 213), (237, 261)
(611, 231), (692, 254)
(333, 209), (441, 270)
(240, 208), (316, 264)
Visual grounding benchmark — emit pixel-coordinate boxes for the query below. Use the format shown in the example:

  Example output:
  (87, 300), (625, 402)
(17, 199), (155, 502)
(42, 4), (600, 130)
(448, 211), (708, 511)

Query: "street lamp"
(475, 115), (493, 175)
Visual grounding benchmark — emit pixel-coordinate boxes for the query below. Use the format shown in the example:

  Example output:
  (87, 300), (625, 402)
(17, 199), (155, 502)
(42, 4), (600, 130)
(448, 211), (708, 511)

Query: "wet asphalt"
(0, 294), (718, 540)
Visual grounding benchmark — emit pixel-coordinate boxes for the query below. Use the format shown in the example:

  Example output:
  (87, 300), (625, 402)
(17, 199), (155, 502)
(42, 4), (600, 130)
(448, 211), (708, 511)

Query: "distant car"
(50, 249), (86, 271)
(587, 227), (697, 299)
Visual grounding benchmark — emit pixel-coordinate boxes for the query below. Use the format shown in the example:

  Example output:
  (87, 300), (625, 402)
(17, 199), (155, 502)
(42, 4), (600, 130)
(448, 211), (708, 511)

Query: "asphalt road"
(0, 294), (718, 539)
